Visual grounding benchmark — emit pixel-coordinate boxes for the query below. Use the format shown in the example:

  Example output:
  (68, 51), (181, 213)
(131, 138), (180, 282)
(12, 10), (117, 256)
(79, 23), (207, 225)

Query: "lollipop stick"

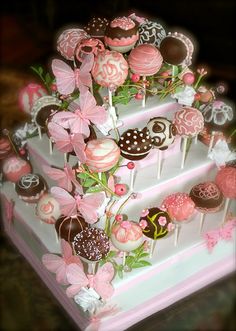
(122, 252), (126, 266)
(181, 137), (188, 169)
(88, 262), (97, 275)
(98, 172), (102, 181)
(108, 89), (113, 107)
(157, 149), (162, 179)
(38, 126), (42, 140)
(64, 153), (68, 164)
(208, 131), (215, 154)
(199, 212), (205, 234)
(129, 168), (135, 192)
(221, 197), (230, 225)
(149, 240), (156, 258)
(174, 224), (180, 247)
(55, 229), (59, 243)
(142, 76), (146, 108)
(49, 138), (53, 155)
(194, 134), (198, 145)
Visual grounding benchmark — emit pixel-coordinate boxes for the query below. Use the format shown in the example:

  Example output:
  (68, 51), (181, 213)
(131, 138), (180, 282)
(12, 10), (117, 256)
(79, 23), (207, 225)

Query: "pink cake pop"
(161, 193), (195, 246)
(36, 193), (61, 224)
(92, 50), (128, 88)
(56, 28), (90, 61)
(173, 107), (204, 168)
(128, 44), (163, 106)
(215, 166), (236, 224)
(85, 138), (120, 173)
(18, 83), (47, 114)
(2, 156), (32, 183)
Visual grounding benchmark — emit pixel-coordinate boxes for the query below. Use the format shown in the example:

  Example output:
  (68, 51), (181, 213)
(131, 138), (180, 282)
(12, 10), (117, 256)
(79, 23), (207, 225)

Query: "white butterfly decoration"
(208, 139), (236, 168)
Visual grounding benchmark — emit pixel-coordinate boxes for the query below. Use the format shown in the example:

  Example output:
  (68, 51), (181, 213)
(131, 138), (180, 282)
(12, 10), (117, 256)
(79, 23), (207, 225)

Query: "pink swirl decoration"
(215, 166), (236, 199)
(173, 107), (204, 137)
(110, 17), (135, 30)
(92, 50), (128, 88)
(112, 221), (143, 243)
(191, 182), (222, 201)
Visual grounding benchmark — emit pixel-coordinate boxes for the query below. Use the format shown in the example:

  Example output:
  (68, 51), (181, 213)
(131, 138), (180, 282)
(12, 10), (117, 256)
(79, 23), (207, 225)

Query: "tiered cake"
(1, 13), (236, 331)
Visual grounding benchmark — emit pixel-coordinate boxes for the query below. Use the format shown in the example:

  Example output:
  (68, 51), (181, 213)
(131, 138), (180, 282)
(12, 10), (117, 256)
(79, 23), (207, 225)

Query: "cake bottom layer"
(1, 192), (235, 331)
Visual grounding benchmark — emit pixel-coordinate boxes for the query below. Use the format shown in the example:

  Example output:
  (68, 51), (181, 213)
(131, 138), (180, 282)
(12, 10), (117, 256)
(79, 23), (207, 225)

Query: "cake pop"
(139, 208), (173, 257)
(74, 38), (105, 67)
(57, 28), (90, 61)
(2, 156), (32, 183)
(18, 83), (47, 114)
(189, 182), (224, 232)
(84, 17), (109, 41)
(147, 117), (176, 178)
(128, 44), (163, 106)
(173, 106), (204, 168)
(55, 215), (88, 243)
(215, 166), (236, 224)
(36, 193), (61, 224)
(137, 20), (166, 48)
(104, 16), (139, 53)
(0, 136), (14, 160)
(85, 138), (120, 173)
(161, 193), (195, 246)
(15, 173), (47, 204)
(118, 128), (152, 161)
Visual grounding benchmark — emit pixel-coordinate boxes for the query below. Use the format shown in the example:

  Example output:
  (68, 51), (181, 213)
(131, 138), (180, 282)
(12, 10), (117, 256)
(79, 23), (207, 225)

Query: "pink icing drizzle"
(161, 193), (195, 222)
(110, 17), (135, 30)
(174, 107), (204, 137)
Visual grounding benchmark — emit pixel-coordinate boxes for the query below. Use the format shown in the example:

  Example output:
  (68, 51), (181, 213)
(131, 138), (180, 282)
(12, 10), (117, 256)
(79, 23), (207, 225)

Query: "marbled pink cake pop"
(215, 167), (236, 199)
(18, 83), (47, 114)
(111, 220), (143, 252)
(85, 138), (120, 172)
(36, 193), (61, 224)
(128, 44), (163, 76)
(161, 193), (195, 222)
(56, 28), (90, 60)
(2, 156), (32, 183)
(173, 107), (204, 138)
(92, 50), (128, 88)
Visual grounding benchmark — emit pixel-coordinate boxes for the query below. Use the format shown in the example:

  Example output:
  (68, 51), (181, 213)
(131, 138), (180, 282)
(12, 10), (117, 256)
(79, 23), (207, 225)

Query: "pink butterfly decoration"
(42, 239), (83, 285)
(50, 186), (105, 223)
(48, 122), (86, 163)
(66, 262), (114, 300)
(86, 304), (120, 331)
(52, 54), (94, 95)
(42, 163), (83, 194)
(51, 89), (108, 137)
(204, 217), (236, 252)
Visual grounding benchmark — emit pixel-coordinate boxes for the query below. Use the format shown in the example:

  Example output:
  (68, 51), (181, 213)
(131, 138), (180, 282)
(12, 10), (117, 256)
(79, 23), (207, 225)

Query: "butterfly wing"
(79, 89), (108, 126)
(51, 110), (78, 130)
(43, 165), (72, 192)
(77, 54), (94, 88)
(94, 262), (114, 300)
(48, 122), (73, 153)
(51, 186), (77, 216)
(71, 133), (87, 163)
(65, 164), (84, 195)
(66, 263), (88, 297)
(78, 193), (105, 224)
(52, 59), (75, 95)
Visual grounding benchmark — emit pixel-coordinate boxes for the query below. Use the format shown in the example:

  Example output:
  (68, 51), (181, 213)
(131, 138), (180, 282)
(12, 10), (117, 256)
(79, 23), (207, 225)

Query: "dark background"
(0, 1), (236, 330)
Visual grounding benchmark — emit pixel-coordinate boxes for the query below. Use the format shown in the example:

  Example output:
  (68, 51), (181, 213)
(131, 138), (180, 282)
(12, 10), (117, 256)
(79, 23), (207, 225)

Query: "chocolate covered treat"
(84, 17), (109, 41)
(189, 181), (223, 213)
(139, 208), (172, 240)
(118, 128), (152, 160)
(73, 227), (110, 261)
(137, 20), (166, 48)
(32, 96), (61, 130)
(147, 117), (176, 150)
(15, 173), (47, 203)
(0, 136), (13, 160)
(55, 215), (88, 242)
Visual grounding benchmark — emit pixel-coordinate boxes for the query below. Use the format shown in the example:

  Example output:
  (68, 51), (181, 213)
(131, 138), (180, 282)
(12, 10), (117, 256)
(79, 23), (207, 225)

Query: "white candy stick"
(181, 137), (188, 169)
(129, 168), (135, 192)
(174, 224), (180, 247)
(199, 212), (205, 234)
(49, 138), (53, 155)
(221, 197), (230, 225)
(98, 172), (102, 181)
(108, 89), (113, 107)
(55, 229), (59, 244)
(122, 252), (126, 266)
(194, 134), (198, 145)
(88, 262), (97, 275)
(142, 76), (146, 108)
(149, 240), (155, 258)
(90, 83), (94, 96)
(157, 149), (162, 179)
(64, 153), (67, 164)
(38, 126), (42, 140)
(208, 131), (216, 154)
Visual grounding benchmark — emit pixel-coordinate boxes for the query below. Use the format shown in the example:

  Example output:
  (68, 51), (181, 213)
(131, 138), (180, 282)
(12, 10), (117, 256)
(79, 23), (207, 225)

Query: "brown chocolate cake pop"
(73, 227), (110, 261)
(139, 208), (172, 240)
(118, 128), (152, 160)
(15, 173), (47, 203)
(55, 215), (88, 242)
(84, 17), (109, 41)
(32, 96), (61, 130)
(189, 182), (224, 213)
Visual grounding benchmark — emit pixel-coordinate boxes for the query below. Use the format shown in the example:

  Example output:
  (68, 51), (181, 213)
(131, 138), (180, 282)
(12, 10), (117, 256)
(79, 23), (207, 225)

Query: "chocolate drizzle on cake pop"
(15, 173), (47, 202)
(118, 128), (152, 160)
(147, 117), (176, 150)
(55, 215), (88, 243)
(73, 227), (110, 261)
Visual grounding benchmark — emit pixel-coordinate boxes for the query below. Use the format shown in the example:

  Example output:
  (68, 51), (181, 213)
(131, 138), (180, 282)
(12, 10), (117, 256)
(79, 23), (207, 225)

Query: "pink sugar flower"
(121, 221), (132, 229)
(167, 222), (175, 232)
(158, 216), (167, 226)
(139, 219), (148, 229)
(141, 209), (149, 217)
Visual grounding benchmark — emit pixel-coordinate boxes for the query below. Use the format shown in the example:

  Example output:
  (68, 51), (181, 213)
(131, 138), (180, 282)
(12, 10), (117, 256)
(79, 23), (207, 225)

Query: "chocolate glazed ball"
(118, 128), (152, 160)
(140, 208), (171, 240)
(55, 215), (88, 243)
(15, 173), (47, 203)
(160, 36), (187, 65)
